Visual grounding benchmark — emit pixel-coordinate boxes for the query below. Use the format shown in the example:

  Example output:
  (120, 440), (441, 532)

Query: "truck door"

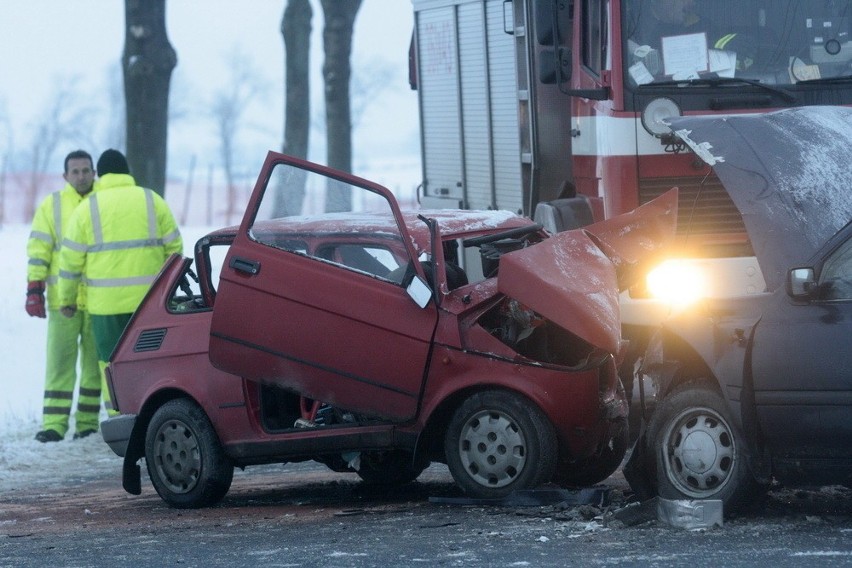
(209, 154), (438, 422)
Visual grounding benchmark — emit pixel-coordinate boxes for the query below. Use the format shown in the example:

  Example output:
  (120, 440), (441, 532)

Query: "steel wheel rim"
(661, 406), (736, 498)
(458, 409), (527, 489)
(152, 419), (202, 494)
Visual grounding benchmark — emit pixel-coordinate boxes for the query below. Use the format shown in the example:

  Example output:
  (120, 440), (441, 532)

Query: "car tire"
(145, 398), (234, 509)
(647, 381), (760, 512)
(444, 390), (557, 498)
(355, 450), (429, 486)
(555, 417), (628, 487)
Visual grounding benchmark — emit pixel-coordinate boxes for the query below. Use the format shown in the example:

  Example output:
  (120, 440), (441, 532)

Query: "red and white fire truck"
(410, 0), (852, 326)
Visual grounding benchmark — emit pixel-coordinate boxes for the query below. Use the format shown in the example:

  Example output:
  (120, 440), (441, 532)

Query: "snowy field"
(0, 224), (214, 492)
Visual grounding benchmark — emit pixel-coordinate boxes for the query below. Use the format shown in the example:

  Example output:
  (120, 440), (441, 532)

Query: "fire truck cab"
(411, 0), (852, 325)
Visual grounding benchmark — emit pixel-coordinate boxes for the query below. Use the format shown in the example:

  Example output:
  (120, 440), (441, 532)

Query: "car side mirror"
(406, 274), (433, 308)
(788, 267), (816, 298)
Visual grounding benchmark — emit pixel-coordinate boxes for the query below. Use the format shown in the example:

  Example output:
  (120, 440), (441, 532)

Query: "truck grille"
(639, 174), (746, 236)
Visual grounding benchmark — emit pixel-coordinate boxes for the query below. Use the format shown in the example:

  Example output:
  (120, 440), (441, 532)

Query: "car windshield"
(624, 0), (852, 86)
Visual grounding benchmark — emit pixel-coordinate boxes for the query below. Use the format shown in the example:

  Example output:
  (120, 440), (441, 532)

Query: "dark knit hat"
(96, 149), (130, 176)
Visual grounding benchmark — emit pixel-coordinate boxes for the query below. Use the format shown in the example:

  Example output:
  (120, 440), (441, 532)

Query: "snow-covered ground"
(0, 224), (214, 492)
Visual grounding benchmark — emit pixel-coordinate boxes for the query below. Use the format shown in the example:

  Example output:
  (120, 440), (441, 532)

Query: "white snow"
(0, 224), (214, 492)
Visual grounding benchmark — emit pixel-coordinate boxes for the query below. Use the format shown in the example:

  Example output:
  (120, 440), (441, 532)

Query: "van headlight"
(645, 259), (707, 307)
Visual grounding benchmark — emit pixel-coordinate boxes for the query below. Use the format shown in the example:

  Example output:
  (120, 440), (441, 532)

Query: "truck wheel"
(355, 450), (429, 486)
(145, 398), (234, 509)
(445, 391), (557, 498)
(556, 417), (628, 486)
(647, 381), (760, 512)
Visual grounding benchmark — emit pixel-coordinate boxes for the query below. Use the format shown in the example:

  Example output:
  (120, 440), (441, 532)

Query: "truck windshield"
(624, 0), (852, 86)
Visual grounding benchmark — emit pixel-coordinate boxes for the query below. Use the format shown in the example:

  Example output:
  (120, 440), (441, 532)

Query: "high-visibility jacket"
(27, 183), (92, 310)
(58, 173), (183, 315)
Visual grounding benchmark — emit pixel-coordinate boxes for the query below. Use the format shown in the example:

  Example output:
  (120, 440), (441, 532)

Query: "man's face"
(64, 157), (95, 196)
(654, 0), (696, 25)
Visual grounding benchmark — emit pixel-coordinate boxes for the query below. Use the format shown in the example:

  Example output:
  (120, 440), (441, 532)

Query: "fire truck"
(410, 0), (852, 326)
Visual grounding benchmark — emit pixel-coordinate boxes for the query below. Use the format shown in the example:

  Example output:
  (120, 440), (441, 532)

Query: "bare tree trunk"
(275, 0), (313, 217)
(123, 0), (176, 196)
(320, 0), (362, 213)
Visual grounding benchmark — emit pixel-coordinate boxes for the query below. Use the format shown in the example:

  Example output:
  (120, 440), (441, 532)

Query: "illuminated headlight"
(645, 259), (707, 307)
(641, 97), (682, 137)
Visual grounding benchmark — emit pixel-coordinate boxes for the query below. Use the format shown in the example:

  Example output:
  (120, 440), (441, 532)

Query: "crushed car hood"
(498, 191), (677, 354)
(670, 106), (852, 291)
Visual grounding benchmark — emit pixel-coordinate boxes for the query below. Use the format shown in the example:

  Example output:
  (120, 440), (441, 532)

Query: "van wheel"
(445, 391), (557, 498)
(647, 381), (760, 512)
(145, 398), (234, 509)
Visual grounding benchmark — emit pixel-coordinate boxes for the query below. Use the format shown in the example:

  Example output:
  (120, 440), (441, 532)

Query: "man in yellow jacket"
(58, 149), (183, 413)
(27, 150), (102, 442)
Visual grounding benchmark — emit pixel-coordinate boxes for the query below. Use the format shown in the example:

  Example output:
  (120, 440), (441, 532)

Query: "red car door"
(209, 153), (438, 421)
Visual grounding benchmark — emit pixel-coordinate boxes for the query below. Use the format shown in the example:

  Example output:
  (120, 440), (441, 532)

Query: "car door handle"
(230, 256), (261, 275)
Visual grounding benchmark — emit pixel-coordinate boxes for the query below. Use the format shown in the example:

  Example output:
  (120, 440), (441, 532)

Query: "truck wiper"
(796, 74), (852, 86)
(644, 76), (796, 103)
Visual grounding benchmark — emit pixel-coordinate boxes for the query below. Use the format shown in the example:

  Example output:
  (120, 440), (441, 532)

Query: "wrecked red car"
(101, 153), (675, 508)
(625, 106), (852, 513)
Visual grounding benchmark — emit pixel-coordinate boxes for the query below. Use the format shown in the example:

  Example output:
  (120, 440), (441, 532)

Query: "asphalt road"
(2, 459), (852, 567)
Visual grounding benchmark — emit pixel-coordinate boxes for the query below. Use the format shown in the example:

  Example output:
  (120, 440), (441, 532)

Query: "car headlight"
(645, 259), (707, 307)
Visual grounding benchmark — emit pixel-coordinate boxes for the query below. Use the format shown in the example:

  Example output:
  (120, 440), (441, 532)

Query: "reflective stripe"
(84, 274), (157, 287)
(715, 33), (737, 50)
(46, 275), (58, 285)
(29, 258), (49, 267)
(79, 387), (101, 398)
(62, 237), (88, 252)
(77, 403), (102, 414)
(162, 229), (181, 245)
(52, 191), (63, 251)
(88, 238), (167, 252)
(29, 230), (52, 242)
(90, 194), (103, 244)
(44, 390), (74, 400)
(145, 189), (157, 239)
(59, 269), (82, 280)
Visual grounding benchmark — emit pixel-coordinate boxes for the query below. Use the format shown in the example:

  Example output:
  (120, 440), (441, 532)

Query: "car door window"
(819, 237), (852, 300)
(250, 163), (409, 283)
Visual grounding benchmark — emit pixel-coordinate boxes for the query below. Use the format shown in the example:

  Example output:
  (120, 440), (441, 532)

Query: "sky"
(0, 1), (422, 205)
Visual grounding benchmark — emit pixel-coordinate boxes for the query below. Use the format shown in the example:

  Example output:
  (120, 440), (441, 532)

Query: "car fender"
(641, 295), (766, 431)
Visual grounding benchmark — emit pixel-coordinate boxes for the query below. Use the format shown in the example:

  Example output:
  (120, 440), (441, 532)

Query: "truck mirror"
(539, 47), (572, 84)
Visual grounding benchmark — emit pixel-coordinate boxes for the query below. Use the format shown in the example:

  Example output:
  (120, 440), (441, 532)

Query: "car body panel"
(670, 106), (852, 291)
(499, 189), (678, 354)
(632, 107), (852, 495)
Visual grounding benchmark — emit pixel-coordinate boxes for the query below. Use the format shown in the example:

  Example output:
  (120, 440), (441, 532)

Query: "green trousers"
(91, 313), (133, 415)
(42, 309), (101, 436)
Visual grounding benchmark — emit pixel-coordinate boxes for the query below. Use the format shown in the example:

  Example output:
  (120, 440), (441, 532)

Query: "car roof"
(203, 209), (535, 255)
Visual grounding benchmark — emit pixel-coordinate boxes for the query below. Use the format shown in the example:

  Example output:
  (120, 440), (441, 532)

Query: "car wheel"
(556, 417), (628, 486)
(444, 390), (557, 498)
(355, 450), (429, 486)
(647, 381), (759, 511)
(145, 398), (234, 509)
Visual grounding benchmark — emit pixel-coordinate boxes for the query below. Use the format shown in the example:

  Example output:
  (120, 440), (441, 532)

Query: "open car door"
(209, 153), (438, 422)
